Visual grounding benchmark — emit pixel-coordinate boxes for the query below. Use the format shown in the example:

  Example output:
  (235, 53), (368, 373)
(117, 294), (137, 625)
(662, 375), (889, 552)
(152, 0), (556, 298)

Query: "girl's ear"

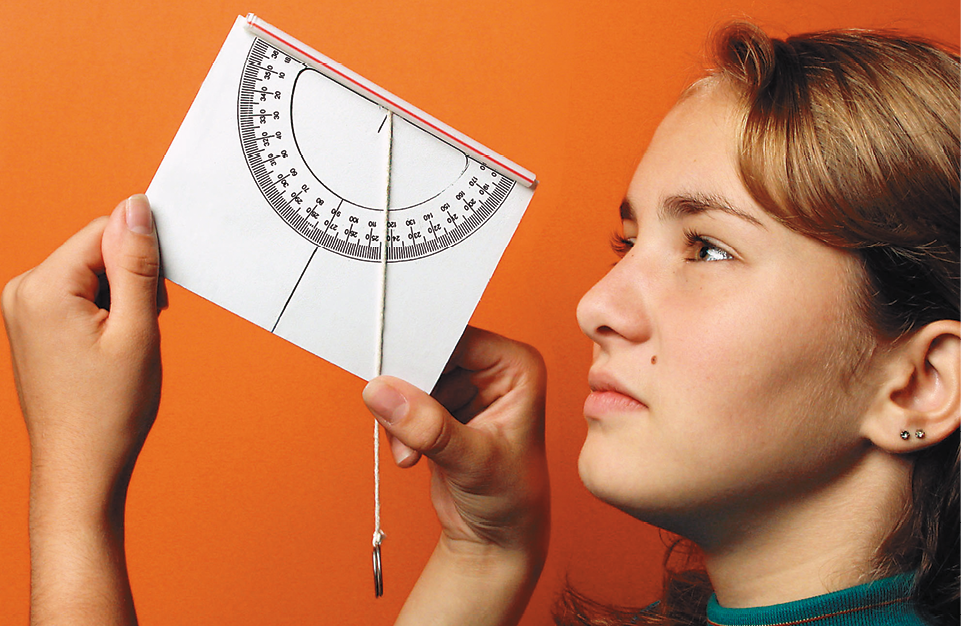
(862, 320), (960, 453)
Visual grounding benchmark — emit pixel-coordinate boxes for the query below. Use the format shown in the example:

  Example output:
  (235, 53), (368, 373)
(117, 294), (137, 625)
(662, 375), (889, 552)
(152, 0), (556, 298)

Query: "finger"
(4, 218), (110, 332)
(33, 216), (111, 304)
(441, 327), (547, 416)
(442, 326), (479, 374)
(364, 376), (491, 474)
(101, 195), (161, 334)
(431, 367), (479, 418)
(449, 327), (544, 380)
(385, 432), (422, 468)
(438, 325), (485, 376)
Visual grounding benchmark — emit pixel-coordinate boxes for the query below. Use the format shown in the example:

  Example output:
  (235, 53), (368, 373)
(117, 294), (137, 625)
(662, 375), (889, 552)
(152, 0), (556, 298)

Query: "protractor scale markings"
(239, 38), (515, 262)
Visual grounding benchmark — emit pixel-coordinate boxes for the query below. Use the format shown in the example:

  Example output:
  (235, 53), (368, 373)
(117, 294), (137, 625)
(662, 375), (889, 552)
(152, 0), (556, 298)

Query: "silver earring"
(915, 429), (926, 439)
(900, 430), (911, 440)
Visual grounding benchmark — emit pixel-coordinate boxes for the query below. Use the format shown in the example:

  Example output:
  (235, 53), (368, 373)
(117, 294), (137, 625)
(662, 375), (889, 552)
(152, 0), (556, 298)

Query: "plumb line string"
(372, 109), (393, 598)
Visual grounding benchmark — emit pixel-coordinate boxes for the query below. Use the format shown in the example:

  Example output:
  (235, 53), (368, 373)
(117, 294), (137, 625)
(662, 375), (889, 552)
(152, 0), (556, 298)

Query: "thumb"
(101, 195), (161, 332)
(363, 376), (489, 474)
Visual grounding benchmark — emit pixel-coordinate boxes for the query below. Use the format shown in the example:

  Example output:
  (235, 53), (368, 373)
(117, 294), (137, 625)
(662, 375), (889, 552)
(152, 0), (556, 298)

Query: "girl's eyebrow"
(659, 193), (765, 227)
(619, 193), (765, 228)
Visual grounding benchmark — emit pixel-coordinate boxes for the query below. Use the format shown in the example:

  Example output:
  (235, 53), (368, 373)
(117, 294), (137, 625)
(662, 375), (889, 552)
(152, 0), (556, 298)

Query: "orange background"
(1, 1), (957, 624)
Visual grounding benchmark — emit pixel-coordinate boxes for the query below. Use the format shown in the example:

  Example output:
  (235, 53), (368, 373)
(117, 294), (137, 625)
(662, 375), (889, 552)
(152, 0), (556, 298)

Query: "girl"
(3, 22), (957, 626)
(559, 24), (960, 625)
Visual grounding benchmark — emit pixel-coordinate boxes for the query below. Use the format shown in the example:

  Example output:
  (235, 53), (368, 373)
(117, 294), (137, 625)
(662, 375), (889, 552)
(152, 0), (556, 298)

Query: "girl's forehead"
(625, 86), (757, 221)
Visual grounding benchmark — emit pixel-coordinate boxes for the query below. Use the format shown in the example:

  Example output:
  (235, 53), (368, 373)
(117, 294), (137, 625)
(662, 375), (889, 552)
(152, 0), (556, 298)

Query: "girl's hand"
(363, 328), (549, 626)
(364, 327), (549, 557)
(3, 195), (164, 501)
(3, 194), (163, 625)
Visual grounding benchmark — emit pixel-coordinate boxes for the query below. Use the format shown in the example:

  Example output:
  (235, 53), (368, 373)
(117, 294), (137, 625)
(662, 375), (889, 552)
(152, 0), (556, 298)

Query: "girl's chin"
(576, 435), (636, 507)
(576, 436), (700, 537)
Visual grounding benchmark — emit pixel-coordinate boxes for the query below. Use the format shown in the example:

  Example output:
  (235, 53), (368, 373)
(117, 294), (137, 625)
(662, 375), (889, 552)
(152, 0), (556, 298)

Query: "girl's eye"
(610, 233), (635, 257)
(686, 231), (733, 262)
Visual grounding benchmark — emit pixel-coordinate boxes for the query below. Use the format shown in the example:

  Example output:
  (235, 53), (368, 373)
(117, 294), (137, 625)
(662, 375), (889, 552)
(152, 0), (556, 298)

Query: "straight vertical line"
(371, 109), (392, 598)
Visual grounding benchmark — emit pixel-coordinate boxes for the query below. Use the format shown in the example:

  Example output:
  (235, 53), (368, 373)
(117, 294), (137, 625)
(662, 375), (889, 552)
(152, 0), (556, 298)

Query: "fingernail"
(363, 379), (408, 425)
(126, 194), (153, 235)
(389, 437), (415, 466)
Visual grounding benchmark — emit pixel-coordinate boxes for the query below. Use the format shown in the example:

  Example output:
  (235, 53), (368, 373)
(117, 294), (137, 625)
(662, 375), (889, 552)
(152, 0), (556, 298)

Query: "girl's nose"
(576, 252), (653, 347)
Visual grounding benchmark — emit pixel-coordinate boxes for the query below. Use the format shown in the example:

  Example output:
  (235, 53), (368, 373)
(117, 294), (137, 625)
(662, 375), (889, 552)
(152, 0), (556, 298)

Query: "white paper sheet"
(147, 15), (536, 392)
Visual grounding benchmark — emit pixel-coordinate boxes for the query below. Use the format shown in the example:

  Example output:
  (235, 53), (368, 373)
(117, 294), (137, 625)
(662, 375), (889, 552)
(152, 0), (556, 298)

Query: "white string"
(373, 110), (392, 561)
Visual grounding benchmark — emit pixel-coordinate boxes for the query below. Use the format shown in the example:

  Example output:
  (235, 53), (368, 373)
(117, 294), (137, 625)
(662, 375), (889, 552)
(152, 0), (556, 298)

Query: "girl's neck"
(700, 448), (913, 608)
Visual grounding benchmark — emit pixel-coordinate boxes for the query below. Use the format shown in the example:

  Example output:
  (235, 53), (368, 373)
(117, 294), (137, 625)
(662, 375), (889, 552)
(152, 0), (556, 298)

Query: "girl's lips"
(583, 389), (648, 417)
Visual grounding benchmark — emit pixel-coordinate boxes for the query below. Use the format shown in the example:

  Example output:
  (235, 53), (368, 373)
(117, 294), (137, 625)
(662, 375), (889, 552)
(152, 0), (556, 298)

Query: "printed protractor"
(238, 38), (515, 263)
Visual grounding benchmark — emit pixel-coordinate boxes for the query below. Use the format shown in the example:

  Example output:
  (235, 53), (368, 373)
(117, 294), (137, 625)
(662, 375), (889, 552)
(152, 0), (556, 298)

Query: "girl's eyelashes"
(610, 232), (635, 257)
(610, 229), (734, 262)
(685, 230), (734, 262)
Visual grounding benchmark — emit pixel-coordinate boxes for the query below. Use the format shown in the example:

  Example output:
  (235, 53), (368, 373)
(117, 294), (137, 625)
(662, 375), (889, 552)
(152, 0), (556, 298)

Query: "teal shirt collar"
(705, 573), (929, 625)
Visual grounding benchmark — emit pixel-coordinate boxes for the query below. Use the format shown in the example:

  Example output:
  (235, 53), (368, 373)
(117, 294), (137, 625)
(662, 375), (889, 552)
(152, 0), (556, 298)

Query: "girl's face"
(576, 84), (878, 545)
